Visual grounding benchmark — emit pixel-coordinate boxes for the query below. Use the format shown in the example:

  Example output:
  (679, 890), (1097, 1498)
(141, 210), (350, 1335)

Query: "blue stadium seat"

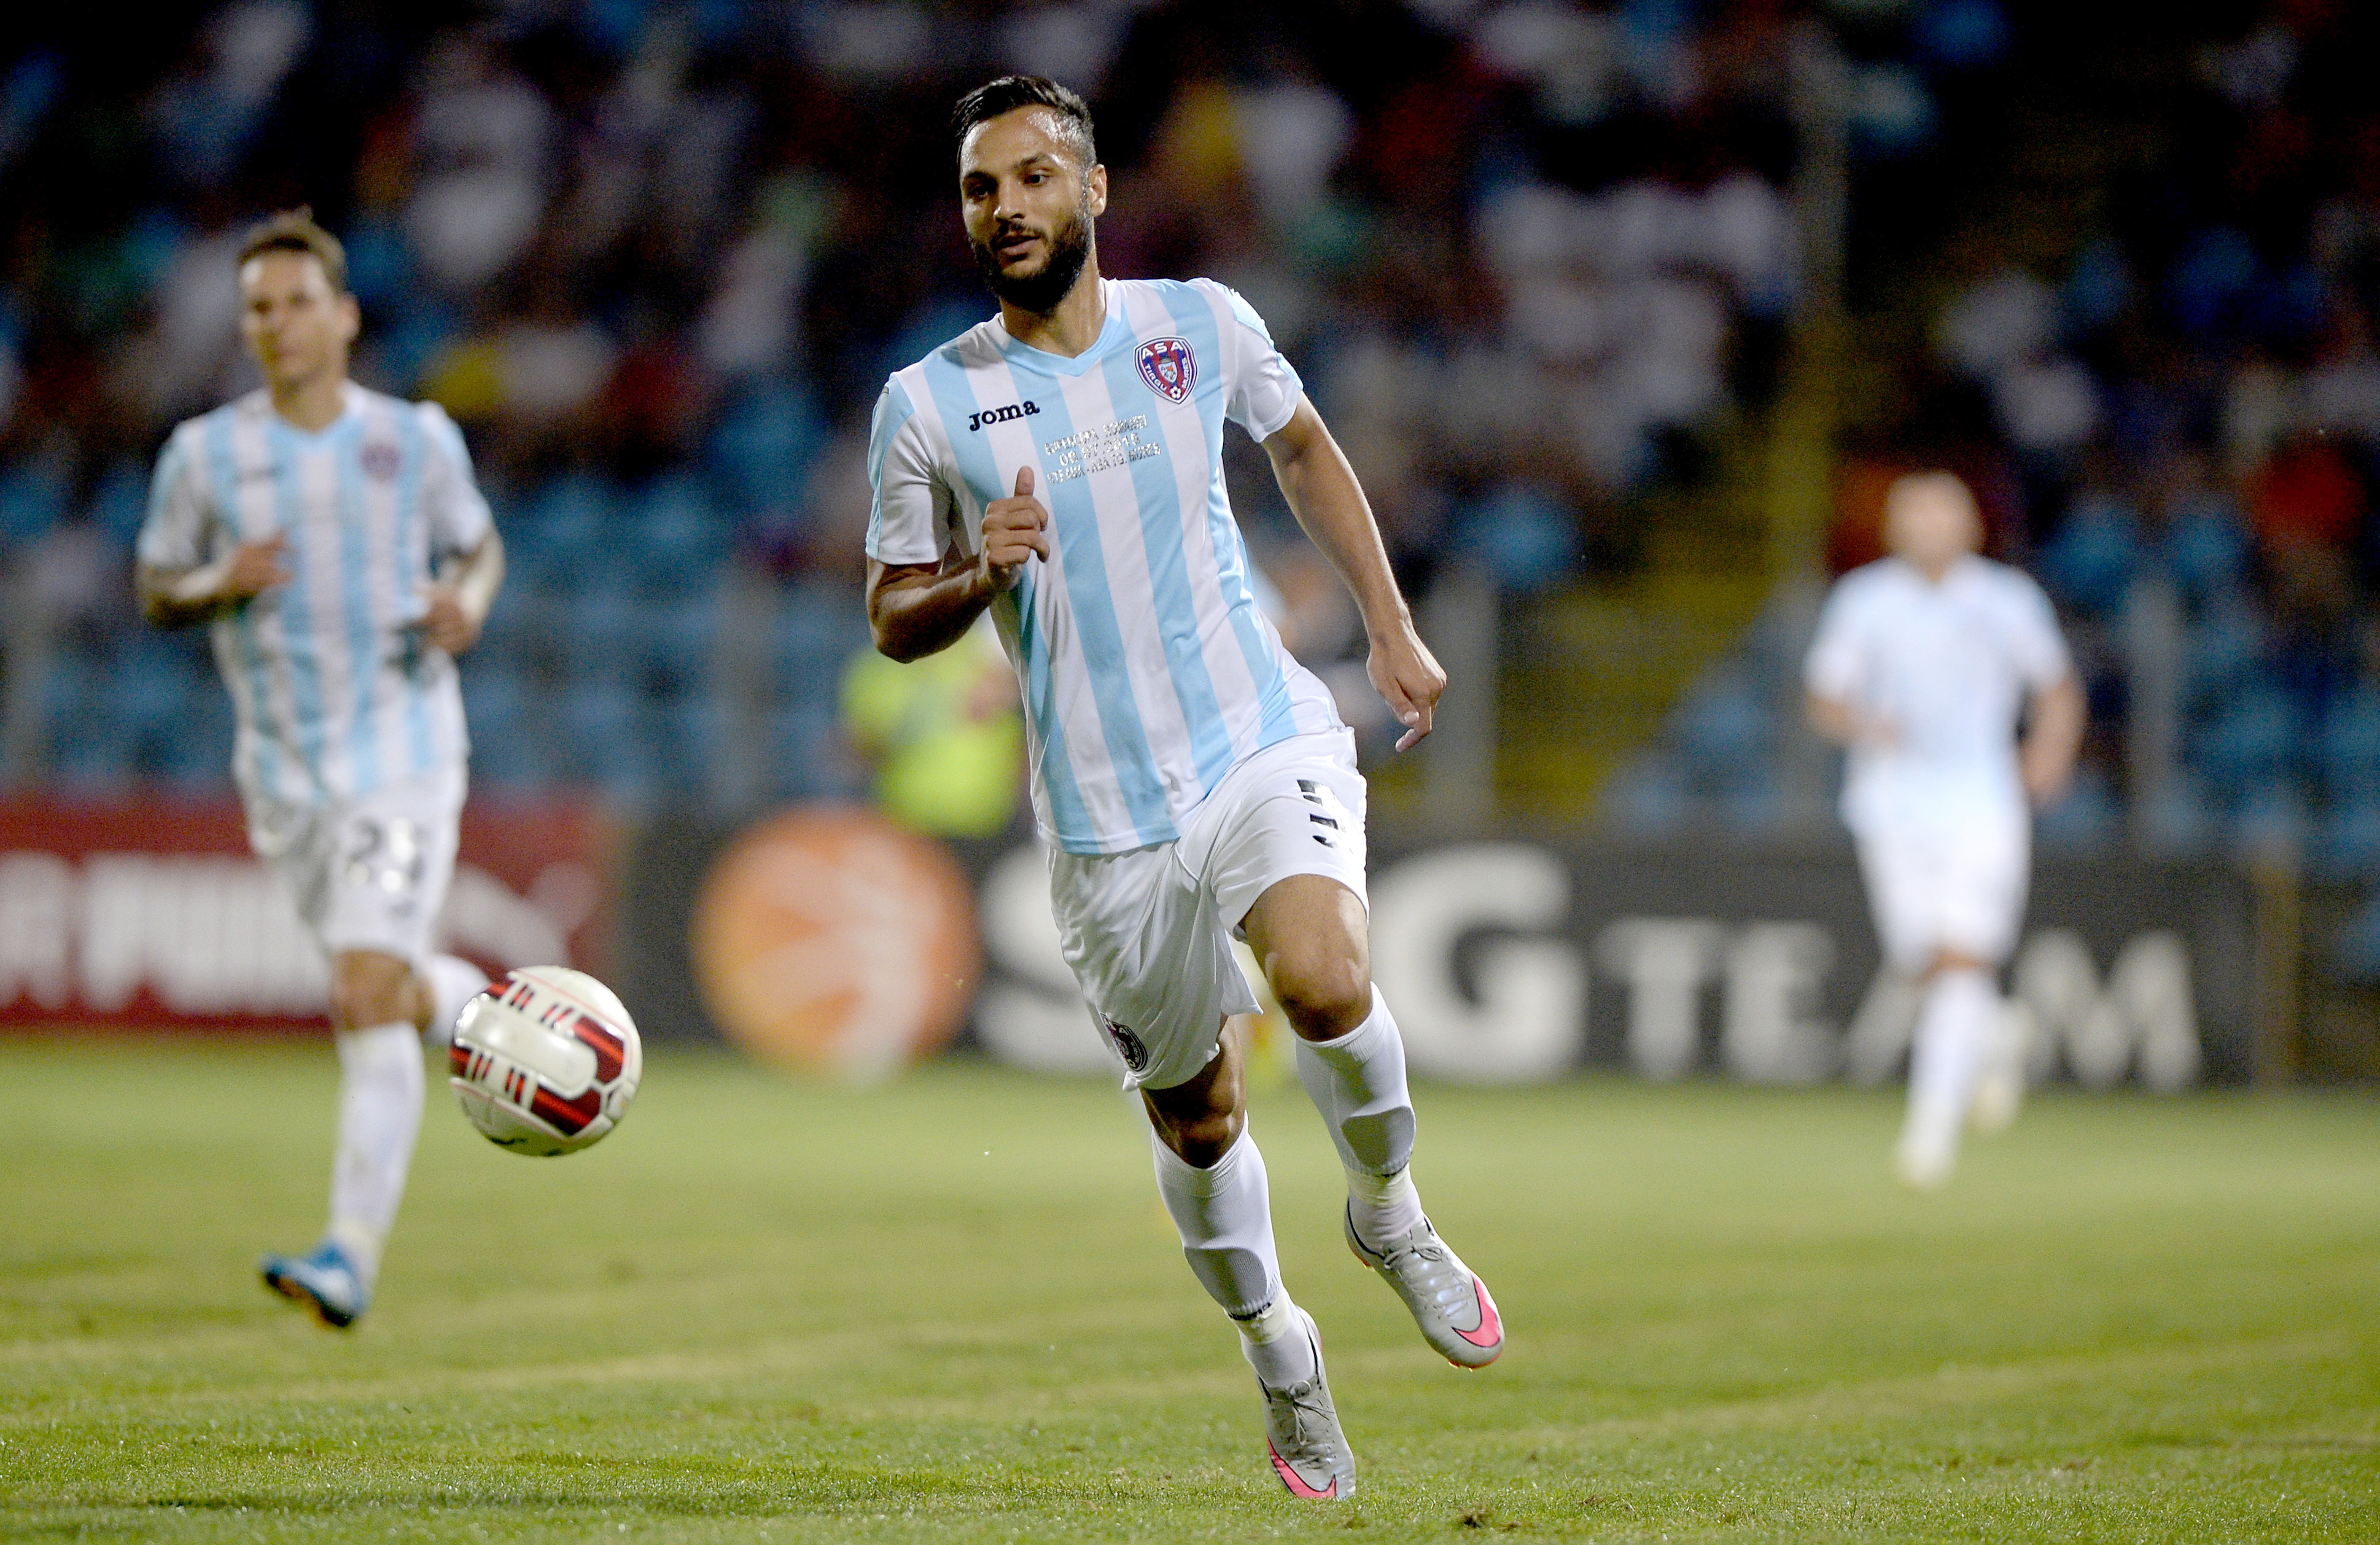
(87, 460), (149, 547)
(2036, 765), (2120, 849)
(557, 577), (640, 685)
(1717, 780), (1788, 833)
(45, 655), (127, 788)
(523, 473), (616, 578)
(459, 666), (534, 784)
(1671, 667), (1775, 790)
(775, 585), (868, 711)
(2184, 603), (2266, 709)
(155, 691), (231, 789)
(0, 464), (67, 550)
(114, 644), (193, 750)
(2161, 502), (2249, 605)
(2037, 496), (2141, 615)
(640, 593), (720, 695)
(709, 383), (826, 516)
(2189, 682), (2300, 794)
(1456, 485), (1577, 593)
(768, 704), (847, 800)
(2309, 803), (2380, 882)
(641, 693), (724, 801)
(472, 581), (545, 660)
(552, 683), (641, 790)
(2316, 690), (2380, 803)
(2229, 779), (2308, 858)
(2134, 775), (2215, 857)
(1599, 754), (1690, 838)
(628, 476), (728, 599)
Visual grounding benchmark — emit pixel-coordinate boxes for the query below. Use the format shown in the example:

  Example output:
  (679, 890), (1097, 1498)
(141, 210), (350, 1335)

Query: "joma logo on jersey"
(966, 401), (1040, 432)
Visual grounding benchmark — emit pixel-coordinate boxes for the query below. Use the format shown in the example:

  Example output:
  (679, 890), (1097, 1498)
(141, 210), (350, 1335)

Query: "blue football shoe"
(260, 1240), (369, 1329)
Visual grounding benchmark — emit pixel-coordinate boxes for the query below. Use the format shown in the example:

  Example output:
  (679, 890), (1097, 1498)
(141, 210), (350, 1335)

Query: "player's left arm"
(416, 402), (505, 656)
(421, 530), (505, 655)
(1262, 396), (1444, 751)
(2020, 672), (2085, 808)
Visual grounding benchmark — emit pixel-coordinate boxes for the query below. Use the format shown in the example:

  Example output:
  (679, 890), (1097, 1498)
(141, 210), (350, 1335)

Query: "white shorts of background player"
(1854, 804), (2030, 977)
(246, 761), (467, 972)
(1049, 730), (1368, 1092)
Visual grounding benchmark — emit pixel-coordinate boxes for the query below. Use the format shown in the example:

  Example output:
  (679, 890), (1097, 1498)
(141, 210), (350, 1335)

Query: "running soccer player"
(135, 211), (504, 1327)
(1804, 470), (2083, 1188)
(865, 77), (1502, 1499)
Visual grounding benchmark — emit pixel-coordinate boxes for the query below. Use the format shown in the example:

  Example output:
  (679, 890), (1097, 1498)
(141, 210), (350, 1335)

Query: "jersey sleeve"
(2004, 573), (2073, 690)
(135, 424), (211, 570)
(865, 378), (955, 567)
(1211, 282), (1305, 441)
(416, 402), (495, 556)
(1802, 579), (1870, 700)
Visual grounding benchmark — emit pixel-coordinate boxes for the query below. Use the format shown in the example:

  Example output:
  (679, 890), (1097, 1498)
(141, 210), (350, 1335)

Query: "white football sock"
(1294, 990), (1423, 1249)
(419, 954), (490, 1049)
(1233, 1292), (1317, 1391)
(1899, 967), (1997, 1186)
(1149, 1126), (1314, 1388)
(326, 1022), (424, 1286)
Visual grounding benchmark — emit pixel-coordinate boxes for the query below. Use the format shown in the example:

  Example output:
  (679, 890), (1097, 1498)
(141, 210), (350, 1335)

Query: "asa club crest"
(1136, 337), (1197, 405)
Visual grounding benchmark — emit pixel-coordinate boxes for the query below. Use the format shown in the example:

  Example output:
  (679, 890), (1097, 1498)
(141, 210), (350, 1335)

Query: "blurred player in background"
(1805, 471), (2083, 1188)
(865, 77), (1501, 1499)
(135, 211), (504, 1327)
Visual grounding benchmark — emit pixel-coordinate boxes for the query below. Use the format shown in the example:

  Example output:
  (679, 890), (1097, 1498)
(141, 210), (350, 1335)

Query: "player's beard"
(973, 193), (1094, 315)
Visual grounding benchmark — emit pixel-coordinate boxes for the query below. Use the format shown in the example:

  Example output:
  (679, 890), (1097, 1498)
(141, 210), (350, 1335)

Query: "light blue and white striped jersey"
(139, 384), (494, 808)
(868, 278), (1345, 856)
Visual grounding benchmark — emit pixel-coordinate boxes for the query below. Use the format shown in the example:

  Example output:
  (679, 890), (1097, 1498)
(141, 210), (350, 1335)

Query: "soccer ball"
(449, 967), (642, 1156)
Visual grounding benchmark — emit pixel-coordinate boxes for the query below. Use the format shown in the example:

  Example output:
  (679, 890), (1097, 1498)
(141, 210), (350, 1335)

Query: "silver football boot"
(1255, 1307), (1355, 1499)
(1345, 1208), (1504, 1368)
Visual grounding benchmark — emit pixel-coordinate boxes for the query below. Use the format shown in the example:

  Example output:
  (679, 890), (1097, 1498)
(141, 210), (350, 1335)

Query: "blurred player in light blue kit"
(1805, 472), (2085, 1188)
(135, 211), (504, 1326)
(863, 78), (1502, 1500)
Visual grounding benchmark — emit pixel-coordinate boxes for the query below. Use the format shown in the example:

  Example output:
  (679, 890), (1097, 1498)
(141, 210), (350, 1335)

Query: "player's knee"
(331, 954), (414, 1031)
(1160, 1104), (1245, 1168)
(1271, 953), (1371, 1041)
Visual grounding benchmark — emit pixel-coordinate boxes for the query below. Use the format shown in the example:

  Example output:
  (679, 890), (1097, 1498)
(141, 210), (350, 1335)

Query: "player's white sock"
(1150, 1126), (1314, 1388)
(1294, 990), (1423, 1250)
(326, 1022), (424, 1286)
(1232, 1291), (1318, 1391)
(419, 954), (489, 1049)
(1899, 968), (1996, 1187)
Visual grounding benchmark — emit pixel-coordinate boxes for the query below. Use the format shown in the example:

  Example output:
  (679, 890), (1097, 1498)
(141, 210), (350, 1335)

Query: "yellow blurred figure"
(840, 615), (1024, 839)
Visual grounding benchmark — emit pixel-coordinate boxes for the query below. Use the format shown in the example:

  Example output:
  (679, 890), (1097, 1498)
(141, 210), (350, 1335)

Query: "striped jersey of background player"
(133, 210), (505, 1330)
(1805, 470), (2085, 1189)
(863, 76), (1503, 1501)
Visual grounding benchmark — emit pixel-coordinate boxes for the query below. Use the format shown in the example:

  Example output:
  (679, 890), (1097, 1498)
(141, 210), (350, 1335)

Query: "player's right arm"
(866, 467), (1048, 661)
(1804, 691), (1897, 749)
(863, 378), (1046, 661)
(136, 539), (294, 628)
(1802, 578), (1898, 749)
(133, 425), (290, 628)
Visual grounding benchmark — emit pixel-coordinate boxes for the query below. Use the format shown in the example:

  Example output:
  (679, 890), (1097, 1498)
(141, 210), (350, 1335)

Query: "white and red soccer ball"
(449, 967), (641, 1156)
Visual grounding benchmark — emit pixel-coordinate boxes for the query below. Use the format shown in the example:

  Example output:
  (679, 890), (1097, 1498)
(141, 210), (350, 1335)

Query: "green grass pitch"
(2, 1038), (2375, 1542)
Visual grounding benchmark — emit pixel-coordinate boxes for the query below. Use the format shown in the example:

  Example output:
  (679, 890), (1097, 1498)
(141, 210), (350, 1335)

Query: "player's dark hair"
(952, 76), (1097, 174)
(235, 208), (349, 295)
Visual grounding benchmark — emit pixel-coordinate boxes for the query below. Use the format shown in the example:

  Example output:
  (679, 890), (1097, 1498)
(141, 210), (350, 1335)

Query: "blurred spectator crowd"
(1628, 1), (2380, 940)
(0, 0), (1799, 805)
(1950, 1), (2380, 887)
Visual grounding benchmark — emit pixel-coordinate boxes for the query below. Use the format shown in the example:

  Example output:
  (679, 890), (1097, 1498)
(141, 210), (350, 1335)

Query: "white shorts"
(1049, 730), (1369, 1091)
(246, 765), (466, 969)
(1855, 812), (2029, 975)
